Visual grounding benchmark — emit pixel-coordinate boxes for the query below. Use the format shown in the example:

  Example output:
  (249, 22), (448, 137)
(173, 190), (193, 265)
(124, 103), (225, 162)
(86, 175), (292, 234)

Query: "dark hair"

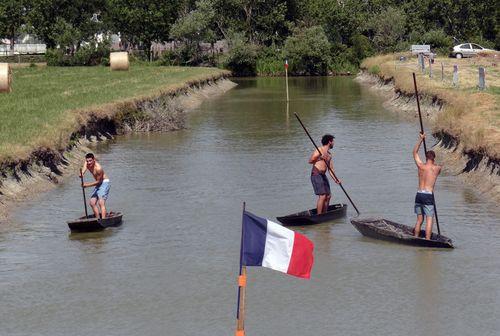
(321, 134), (334, 145)
(85, 153), (95, 159)
(426, 150), (436, 160)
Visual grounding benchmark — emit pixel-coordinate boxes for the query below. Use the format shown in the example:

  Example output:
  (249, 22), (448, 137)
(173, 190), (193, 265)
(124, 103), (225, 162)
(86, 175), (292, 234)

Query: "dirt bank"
(0, 76), (237, 220)
(356, 71), (500, 203)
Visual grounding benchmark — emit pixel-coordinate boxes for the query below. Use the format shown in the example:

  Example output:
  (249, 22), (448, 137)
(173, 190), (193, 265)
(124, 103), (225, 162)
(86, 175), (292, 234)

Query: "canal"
(2, 77), (500, 336)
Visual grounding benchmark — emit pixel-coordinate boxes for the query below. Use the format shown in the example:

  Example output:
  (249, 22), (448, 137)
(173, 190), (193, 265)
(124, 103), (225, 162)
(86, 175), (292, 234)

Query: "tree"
(0, 0), (27, 51)
(28, 0), (106, 49)
(105, 0), (183, 58)
(284, 25), (331, 75)
(370, 7), (407, 52)
(170, 0), (216, 64)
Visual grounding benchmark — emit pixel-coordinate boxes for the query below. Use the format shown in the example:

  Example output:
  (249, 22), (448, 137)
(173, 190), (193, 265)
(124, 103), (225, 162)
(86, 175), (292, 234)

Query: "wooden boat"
(276, 204), (347, 226)
(350, 217), (453, 248)
(67, 212), (123, 232)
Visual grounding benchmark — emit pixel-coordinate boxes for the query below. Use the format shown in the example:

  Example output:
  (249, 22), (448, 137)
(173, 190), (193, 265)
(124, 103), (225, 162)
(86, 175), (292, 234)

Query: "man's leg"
(323, 193), (331, 212)
(98, 198), (107, 219)
(424, 215), (433, 240)
(414, 214), (424, 237)
(90, 197), (99, 219)
(317, 194), (327, 214)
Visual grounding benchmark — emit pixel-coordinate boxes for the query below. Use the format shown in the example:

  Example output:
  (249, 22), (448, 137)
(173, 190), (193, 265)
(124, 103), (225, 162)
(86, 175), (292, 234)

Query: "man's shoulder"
(94, 162), (104, 171)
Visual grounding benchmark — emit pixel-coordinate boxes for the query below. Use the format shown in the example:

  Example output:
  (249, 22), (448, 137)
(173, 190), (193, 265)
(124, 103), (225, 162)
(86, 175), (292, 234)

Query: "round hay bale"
(110, 51), (129, 71)
(0, 63), (12, 93)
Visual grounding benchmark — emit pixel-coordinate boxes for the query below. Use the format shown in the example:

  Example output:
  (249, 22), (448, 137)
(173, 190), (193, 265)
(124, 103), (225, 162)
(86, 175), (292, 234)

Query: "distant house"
(0, 34), (46, 56)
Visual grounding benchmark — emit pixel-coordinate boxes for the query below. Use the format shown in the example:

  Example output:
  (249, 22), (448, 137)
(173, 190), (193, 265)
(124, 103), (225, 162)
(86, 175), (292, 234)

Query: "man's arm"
(83, 168), (104, 188)
(328, 159), (341, 184)
(80, 161), (87, 177)
(413, 133), (425, 166)
(309, 150), (322, 164)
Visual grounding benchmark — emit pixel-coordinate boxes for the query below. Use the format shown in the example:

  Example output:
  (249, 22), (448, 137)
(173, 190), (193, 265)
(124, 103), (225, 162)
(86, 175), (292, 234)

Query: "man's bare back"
(413, 133), (441, 240)
(413, 134), (441, 192)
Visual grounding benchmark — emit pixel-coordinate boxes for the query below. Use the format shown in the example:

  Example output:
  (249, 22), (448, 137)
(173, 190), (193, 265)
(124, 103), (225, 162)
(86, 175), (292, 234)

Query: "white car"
(450, 43), (494, 59)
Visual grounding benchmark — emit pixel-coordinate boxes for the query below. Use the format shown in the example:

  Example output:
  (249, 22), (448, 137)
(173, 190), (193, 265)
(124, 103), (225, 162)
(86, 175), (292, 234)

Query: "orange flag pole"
(235, 202), (247, 336)
(235, 266), (247, 336)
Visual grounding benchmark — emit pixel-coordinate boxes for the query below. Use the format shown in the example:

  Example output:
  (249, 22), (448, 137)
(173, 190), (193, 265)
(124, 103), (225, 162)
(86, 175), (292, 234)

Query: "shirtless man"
(309, 134), (340, 215)
(413, 133), (441, 240)
(80, 153), (110, 219)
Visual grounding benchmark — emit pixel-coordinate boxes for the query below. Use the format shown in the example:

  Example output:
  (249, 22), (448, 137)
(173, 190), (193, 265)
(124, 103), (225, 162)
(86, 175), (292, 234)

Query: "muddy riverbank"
(356, 71), (500, 203)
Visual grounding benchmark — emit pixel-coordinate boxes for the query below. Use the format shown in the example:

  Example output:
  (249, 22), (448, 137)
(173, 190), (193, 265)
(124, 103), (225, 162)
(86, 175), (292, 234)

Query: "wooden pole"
(294, 113), (360, 216)
(235, 202), (247, 336)
(79, 169), (89, 218)
(412, 73), (441, 235)
(285, 60), (289, 102)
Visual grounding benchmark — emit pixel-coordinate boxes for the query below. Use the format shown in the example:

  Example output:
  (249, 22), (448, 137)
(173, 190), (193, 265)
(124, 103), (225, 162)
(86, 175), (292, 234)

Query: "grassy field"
(0, 65), (228, 162)
(361, 53), (500, 159)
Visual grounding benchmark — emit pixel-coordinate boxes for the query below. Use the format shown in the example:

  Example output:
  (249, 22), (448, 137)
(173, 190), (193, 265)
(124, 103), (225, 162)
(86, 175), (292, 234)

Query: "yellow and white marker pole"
(285, 59), (289, 102)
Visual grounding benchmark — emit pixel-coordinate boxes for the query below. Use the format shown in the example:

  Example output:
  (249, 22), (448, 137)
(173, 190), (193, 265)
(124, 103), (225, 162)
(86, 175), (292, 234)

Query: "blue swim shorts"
(414, 190), (434, 217)
(91, 179), (110, 200)
(311, 173), (330, 195)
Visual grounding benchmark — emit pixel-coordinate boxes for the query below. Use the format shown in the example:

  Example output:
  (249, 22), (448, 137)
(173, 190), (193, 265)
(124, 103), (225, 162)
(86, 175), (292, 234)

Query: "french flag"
(241, 211), (314, 279)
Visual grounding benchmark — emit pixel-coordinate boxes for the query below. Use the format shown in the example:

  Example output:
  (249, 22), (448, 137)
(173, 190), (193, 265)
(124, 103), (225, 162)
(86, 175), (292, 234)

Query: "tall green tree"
(0, 0), (27, 50)
(106, 0), (183, 58)
(28, 0), (106, 49)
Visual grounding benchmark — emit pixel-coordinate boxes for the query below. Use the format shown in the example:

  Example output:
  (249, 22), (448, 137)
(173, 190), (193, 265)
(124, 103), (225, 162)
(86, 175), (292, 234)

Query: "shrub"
(370, 7), (407, 52)
(369, 65), (380, 75)
(256, 46), (285, 76)
(419, 29), (452, 55)
(349, 34), (374, 65)
(283, 26), (332, 75)
(223, 32), (258, 76)
(46, 42), (110, 66)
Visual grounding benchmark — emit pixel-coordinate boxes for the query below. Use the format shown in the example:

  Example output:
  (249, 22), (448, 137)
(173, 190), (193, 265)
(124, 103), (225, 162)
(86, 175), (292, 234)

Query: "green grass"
(0, 65), (228, 161)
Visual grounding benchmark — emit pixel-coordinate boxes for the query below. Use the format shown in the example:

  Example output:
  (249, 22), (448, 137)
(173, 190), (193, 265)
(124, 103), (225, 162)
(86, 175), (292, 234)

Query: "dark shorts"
(311, 174), (330, 195)
(414, 191), (434, 216)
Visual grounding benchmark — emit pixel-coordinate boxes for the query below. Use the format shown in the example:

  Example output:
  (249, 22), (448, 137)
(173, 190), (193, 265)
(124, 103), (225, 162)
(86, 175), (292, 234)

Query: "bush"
(46, 42), (110, 66)
(223, 32), (258, 76)
(283, 26), (332, 75)
(418, 29), (452, 55)
(329, 43), (357, 74)
(256, 46), (285, 76)
(369, 65), (380, 75)
(370, 7), (406, 52)
(349, 34), (374, 65)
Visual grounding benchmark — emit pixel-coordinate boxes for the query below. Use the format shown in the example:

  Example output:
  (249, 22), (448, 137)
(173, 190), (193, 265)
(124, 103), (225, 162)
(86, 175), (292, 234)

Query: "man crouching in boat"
(80, 153), (110, 219)
(413, 133), (441, 240)
(309, 134), (340, 215)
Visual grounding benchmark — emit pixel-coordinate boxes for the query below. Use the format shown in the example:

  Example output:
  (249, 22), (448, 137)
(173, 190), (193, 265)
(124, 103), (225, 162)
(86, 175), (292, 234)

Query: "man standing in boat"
(80, 153), (110, 219)
(309, 134), (340, 214)
(413, 133), (441, 240)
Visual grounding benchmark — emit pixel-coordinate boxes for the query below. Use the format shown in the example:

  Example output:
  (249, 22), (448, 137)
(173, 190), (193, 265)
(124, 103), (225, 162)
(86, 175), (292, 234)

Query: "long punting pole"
(294, 113), (360, 216)
(235, 202), (247, 336)
(79, 169), (89, 218)
(412, 73), (441, 235)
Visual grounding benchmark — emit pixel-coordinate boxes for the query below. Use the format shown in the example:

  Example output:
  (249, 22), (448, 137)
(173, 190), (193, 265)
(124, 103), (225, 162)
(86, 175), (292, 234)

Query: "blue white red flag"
(284, 59), (289, 69)
(241, 211), (314, 279)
